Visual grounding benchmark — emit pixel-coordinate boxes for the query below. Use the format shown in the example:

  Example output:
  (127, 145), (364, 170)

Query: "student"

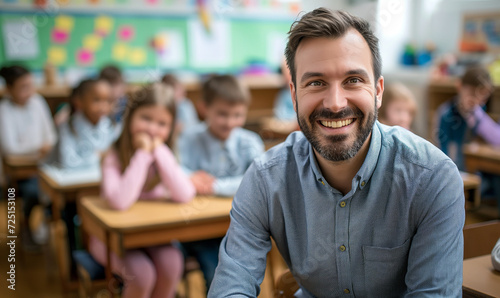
(209, 8), (464, 297)
(437, 66), (493, 171)
(493, 238), (500, 271)
(378, 82), (417, 130)
(0, 65), (57, 250)
(161, 73), (199, 134)
(177, 74), (264, 291)
(49, 78), (117, 170)
(89, 83), (195, 298)
(99, 65), (128, 123)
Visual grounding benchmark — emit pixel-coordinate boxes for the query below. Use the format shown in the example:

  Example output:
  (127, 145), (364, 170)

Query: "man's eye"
(347, 77), (362, 84)
(307, 81), (323, 87)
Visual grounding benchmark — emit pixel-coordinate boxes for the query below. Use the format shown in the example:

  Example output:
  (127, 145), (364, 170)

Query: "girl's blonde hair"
(379, 82), (417, 122)
(113, 82), (177, 173)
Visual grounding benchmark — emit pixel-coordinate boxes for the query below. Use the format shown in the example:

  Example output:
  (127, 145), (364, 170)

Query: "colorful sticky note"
(51, 29), (69, 44)
(76, 49), (94, 65)
(83, 34), (102, 52)
(95, 16), (113, 37)
(118, 25), (134, 42)
(47, 47), (67, 65)
(112, 43), (129, 61)
(55, 15), (74, 32)
(129, 48), (147, 65)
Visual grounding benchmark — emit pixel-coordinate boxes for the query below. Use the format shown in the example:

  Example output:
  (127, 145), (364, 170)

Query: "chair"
(274, 269), (300, 298)
(463, 220), (500, 259)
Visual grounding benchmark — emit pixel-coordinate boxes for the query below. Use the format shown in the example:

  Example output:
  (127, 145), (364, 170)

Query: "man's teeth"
(320, 119), (353, 128)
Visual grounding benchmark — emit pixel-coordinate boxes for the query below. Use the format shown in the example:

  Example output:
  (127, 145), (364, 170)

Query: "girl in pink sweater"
(89, 83), (196, 298)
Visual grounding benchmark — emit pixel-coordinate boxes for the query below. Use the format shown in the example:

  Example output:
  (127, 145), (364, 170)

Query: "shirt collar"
(309, 121), (382, 192)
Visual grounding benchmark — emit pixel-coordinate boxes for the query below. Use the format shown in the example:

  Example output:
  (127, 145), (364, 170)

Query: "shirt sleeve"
(213, 175), (244, 197)
(153, 144), (196, 203)
(208, 163), (272, 297)
(469, 107), (500, 146)
(0, 101), (17, 154)
(101, 149), (154, 210)
(492, 238), (500, 271)
(404, 159), (464, 297)
(176, 133), (197, 175)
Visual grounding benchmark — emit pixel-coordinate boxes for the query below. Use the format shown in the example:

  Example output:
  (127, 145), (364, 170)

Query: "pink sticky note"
(51, 29), (69, 44)
(146, 0), (159, 5)
(76, 49), (94, 65)
(118, 25), (134, 41)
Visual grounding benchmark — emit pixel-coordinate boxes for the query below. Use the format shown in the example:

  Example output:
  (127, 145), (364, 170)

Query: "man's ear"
(375, 76), (384, 109)
(290, 81), (297, 113)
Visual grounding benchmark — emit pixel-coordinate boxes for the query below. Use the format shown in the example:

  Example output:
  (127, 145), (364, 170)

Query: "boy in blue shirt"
(178, 74), (264, 292)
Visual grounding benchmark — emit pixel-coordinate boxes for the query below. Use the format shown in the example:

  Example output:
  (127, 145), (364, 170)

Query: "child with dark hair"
(99, 65), (128, 123)
(437, 65), (500, 217)
(0, 65), (57, 250)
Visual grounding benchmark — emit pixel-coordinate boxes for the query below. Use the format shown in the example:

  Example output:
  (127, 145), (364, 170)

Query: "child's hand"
(133, 133), (153, 153)
(152, 136), (165, 150)
(190, 171), (215, 195)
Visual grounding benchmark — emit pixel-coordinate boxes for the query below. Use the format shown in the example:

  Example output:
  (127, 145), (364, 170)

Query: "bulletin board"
(460, 12), (500, 53)
(0, 0), (299, 73)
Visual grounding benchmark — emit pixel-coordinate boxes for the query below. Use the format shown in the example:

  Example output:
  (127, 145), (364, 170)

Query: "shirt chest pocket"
(362, 238), (411, 298)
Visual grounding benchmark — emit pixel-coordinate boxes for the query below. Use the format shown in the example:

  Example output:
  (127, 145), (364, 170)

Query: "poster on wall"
(2, 19), (39, 60)
(188, 19), (230, 68)
(460, 12), (500, 53)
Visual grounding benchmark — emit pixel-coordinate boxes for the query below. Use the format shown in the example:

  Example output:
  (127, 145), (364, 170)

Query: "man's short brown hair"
(285, 8), (381, 87)
(202, 74), (250, 106)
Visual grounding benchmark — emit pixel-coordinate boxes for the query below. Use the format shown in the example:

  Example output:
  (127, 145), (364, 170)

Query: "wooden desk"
(38, 168), (100, 221)
(78, 196), (232, 290)
(38, 168), (101, 292)
(2, 154), (39, 186)
(461, 171), (482, 209)
(464, 143), (500, 176)
(463, 255), (500, 298)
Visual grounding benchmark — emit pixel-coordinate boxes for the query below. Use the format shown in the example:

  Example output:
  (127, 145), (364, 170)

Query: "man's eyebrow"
(345, 69), (370, 78)
(300, 72), (324, 84)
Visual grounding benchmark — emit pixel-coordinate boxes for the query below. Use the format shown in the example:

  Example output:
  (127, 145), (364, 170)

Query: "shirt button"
(339, 245), (346, 252)
(344, 288), (350, 294)
(361, 181), (366, 187)
(340, 201), (346, 208)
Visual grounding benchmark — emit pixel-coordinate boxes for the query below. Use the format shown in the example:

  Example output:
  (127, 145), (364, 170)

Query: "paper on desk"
(41, 164), (101, 186)
(2, 20), (39, 60)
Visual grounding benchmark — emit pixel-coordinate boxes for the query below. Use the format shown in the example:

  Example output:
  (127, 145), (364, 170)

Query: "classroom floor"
(0, 198), (498, 298)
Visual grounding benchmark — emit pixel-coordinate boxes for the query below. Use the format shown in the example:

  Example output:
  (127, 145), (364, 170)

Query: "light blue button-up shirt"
(178, 123), (265, 197)
(49, 111), (118, 170)
(209, 122), (464, 297)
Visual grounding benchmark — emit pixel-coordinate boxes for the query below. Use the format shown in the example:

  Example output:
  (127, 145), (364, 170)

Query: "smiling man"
(209, 8), (464, 297)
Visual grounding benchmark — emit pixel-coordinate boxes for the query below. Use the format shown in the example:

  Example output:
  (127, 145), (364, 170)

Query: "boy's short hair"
(99, 65), (123, 85)
(202, 74), (250, 106)
(461, 66), (493, 91)
(161, 74), (179, 88)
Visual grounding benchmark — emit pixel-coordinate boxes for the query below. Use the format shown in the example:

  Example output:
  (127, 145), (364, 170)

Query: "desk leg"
(105, 230), (114, 296)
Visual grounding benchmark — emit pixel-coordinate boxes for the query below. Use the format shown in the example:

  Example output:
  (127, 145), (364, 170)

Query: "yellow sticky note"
(95, 16), (113, 35)
(83, 34), (102, 52)
(129, 48), (147, 65)
(55, 15), (74, 32)
(112, 43), (128, 61)
(47, 47), (67, 66)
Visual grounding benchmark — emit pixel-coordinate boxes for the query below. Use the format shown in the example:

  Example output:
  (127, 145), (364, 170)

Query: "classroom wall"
(0, 0), (298, 79)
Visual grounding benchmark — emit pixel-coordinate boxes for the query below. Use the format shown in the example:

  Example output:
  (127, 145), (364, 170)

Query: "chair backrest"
(463, 220), (500, 259)
(274, 269), (300, 298)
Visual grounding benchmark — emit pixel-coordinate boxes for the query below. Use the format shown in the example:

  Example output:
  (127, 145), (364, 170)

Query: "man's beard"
(297, 98), (377, 162)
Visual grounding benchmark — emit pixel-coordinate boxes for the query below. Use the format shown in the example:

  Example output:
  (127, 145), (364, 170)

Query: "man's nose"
(323, 84), (348, 112)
